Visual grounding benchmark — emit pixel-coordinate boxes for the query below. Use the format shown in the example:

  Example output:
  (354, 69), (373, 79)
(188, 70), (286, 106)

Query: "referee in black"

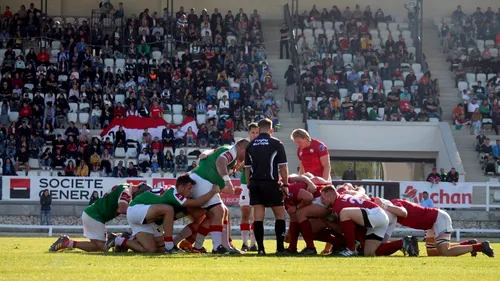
(244, 118), (289, 255)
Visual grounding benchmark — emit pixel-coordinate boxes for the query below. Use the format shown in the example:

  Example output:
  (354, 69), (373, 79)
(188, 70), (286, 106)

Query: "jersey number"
(343, 196), (365, 205)
(150, 188), (166, 196)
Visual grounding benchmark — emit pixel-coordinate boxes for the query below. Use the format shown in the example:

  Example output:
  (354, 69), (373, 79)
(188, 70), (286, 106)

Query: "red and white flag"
(100, 116), (198, 141)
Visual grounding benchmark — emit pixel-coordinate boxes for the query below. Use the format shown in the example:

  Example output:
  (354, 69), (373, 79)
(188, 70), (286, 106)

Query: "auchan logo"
(402, 185), (472, 205)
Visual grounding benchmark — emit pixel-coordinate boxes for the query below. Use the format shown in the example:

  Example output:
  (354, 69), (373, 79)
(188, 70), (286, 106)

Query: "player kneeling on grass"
(390, 199), (495, 258)
(320, 185), (389, 257)
(49, 183), (151, 252)
(114, 174), (220, 253)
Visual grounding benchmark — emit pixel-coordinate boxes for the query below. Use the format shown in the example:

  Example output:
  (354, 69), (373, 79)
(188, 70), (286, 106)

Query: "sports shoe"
(165, 246), (181, 254)
(241, 244), (249, 252)
(257, 249), (266, 256)
(283, 248), (298, 256)
(212, 245), (229, 254)
(408, 236), (419, 257)
(402, 236), (411, 256)
(114, 232), (131, 253)
(227, 247), (243, 255)
(248, 245), (258, 252)
(275, 251), (286, 256)
(299, 247), (317, 256)
(481, 241), (495, 258)
(466, 239), (478, 257)
(104, 232), (117, 252)
(191, 247), (207, 254)
(179, 240), (194, 252)
(49, 235), (70, 252)
(337, 249), (358, 257)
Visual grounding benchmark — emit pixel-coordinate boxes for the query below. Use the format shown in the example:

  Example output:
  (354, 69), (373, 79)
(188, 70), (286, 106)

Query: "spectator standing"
(420, 191), (434, 208)
(279, 22), (289, 59)
(245, 118), (289, 255)
(427, 167), (441, 184)
(446, 168), (459, 184)
(89, 191), (99, 206)
(341, 163), (357, 180)
(40, 189), (52, 225)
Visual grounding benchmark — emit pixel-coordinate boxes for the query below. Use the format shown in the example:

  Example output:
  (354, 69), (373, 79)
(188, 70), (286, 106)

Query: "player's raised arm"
(183, 184), (220, 207)
(375, 197), (408, 218)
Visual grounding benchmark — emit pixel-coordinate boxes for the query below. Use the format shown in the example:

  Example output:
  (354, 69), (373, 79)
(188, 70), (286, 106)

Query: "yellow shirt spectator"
(76, 162), (89, 177)
(362, 38), (373, 50)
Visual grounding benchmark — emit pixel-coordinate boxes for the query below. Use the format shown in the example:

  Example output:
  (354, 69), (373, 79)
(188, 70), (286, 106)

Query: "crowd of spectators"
(440, 6), (500, 176)
(0, 3), (281, 177)
(294, 5), (440, 122)
(443, 6), (500, 133)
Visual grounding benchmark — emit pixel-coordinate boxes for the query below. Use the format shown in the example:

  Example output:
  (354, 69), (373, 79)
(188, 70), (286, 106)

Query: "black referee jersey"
(244, 132), (287, 181)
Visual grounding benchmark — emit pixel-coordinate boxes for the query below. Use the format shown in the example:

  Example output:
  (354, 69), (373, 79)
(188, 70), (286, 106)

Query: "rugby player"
(291, 129), (331, 181)
(49, 182), (150, 252)
(111, 174), (219, 253)
(190, 139), (249, 254)
(239, 123), (260, 251)
(390, 198), (495, 257)
(320, 185), (389, 256)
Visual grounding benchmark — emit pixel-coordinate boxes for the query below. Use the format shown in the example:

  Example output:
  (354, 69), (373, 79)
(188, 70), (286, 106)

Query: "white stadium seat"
(79, 113), (90, 124)
(67, 113), (78, 123)
(173, 114), (184, 125)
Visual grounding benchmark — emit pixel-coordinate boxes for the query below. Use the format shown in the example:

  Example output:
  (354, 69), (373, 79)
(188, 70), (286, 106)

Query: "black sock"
(275, 219), (286, 252)
(253, 221), (264, 251)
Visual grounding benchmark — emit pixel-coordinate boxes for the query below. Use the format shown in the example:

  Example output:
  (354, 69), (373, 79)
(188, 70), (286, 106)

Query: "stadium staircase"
(423, 24), (486, 182)
(235, 20), (304, 172)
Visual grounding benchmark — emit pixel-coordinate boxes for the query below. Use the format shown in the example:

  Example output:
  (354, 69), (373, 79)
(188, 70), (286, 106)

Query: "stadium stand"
(436, 6), (500, 176)
(293, 5), (439, 122)
(0, 3), (281, 177)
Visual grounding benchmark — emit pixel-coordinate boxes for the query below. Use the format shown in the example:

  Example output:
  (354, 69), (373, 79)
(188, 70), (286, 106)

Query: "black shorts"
(249, 180), (283, 207)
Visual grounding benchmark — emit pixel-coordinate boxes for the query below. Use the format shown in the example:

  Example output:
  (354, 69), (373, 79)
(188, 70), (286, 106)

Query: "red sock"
(288, 221), (300, 250)
(186, 235), (196, 244)
(313, 229), (337, 244)
(198, 226), (210, 236)
(122, 238), (128, 246)
(210, 225), (223, 232)
(240, 223), (251, 231)
(459, 240), (471, 245)
(187, 223), (198, 234)
(164, 236), (173, 242)
(340, 220), (356, 251)
(375, 240), (404, 256)
(73, 241), (77, 248)
(472, 243), (483, 252)
(298, 220), (315, 249)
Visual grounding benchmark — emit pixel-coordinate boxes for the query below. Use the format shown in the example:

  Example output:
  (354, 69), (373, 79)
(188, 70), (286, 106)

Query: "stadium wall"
(2, 0), (499, 20)
(306, 120), (465, 181)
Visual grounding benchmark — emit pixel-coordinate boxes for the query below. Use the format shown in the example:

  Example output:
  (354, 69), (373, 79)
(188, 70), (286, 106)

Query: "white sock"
(250, 231), (256, 247)
(211, 231), (222, 249)
(164, 242), (174, 250)
(115, 236), (125, 246)
(68, 241), (74, 249)
(241, 230), (249, 246)
(222, 223), (230, 248)
(194, 233), (206, 249)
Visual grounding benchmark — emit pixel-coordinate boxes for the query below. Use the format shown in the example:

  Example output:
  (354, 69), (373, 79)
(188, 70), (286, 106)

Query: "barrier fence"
(1, 176), (500, 210)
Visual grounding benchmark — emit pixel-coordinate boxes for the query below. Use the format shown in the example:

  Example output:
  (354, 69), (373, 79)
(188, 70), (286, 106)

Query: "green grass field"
(0, 238), (498, 281)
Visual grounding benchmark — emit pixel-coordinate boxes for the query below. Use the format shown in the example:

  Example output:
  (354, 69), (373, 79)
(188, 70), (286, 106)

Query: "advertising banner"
(399, 181), (473, 208)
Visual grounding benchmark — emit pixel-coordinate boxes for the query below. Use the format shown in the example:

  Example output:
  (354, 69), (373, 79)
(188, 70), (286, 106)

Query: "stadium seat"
(490, 48), (499, 57)
(476, 73), (487, 84)
(51, 40), (61, 50)
(139, 172), (149, 178)
(172, 104), (183, 114)
(115, 94), (125, 104)
(40, 171), (52, 177)
(196, 114), (207, 124)
(173, 114), (184, 125)
(458, 81), (468, 92)
(68, 103), (78, 113)
(104, 58), (114, 68)
(116, 58), (125, 68)
(28, 170), (39, 176)
(324, 22), (333, 30)
(163, 113), (173, 123)
(90, 172), (100, 177)
(115, 147), (126, 158)
(476, 40), (485, 49)
(151, 173), (163, 178)
(79, 103), (90, 112)
(68, 113), (78, 123)
(29, 158), (40, 169)
(339, 89), (348, 98)
(79, 113), (90, 124)
(429, 117), (440, 123)
(8, 112), (19, 123)
(485, 40), (495, 48)
(466, 73), (476, 83)
(152, 51), (162, 60)
(411, 63), (421, 73)
(127, 149), (137, 158)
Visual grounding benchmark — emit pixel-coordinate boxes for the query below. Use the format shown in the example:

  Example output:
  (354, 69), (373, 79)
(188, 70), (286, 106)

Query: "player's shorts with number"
(432, 209), (453, 237)
(239, 184), (250, 206)
(364, 207), (390, 240)
(127, 204), (163, 237)
(189, 173), (223, 208)
(82, 211), (106, 241)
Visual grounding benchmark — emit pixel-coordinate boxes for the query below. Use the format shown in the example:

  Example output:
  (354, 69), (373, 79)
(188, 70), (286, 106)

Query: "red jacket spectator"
(399, 99), (411, 113)
(37, 50), (50, 63)
(225, 119), (234, 131)
(19, 105), (32, 118)
(150, 140), (163, 152)
(345, 108), (357, 120)
(114, 105), (126, 118)
(12, 77), (23, 89)
(150, 104), (163, 118)
(2, 9), (13, 18)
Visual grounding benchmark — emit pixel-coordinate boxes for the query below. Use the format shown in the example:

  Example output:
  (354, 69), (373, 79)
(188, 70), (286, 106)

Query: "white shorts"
(239, 184), (250, 206)
(364, 207), (389, 240)
(127, 204), (163, 237)
(432, 209), (453, 237)
(190, 173), (223, 208)
(82, 211), (106, 241)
